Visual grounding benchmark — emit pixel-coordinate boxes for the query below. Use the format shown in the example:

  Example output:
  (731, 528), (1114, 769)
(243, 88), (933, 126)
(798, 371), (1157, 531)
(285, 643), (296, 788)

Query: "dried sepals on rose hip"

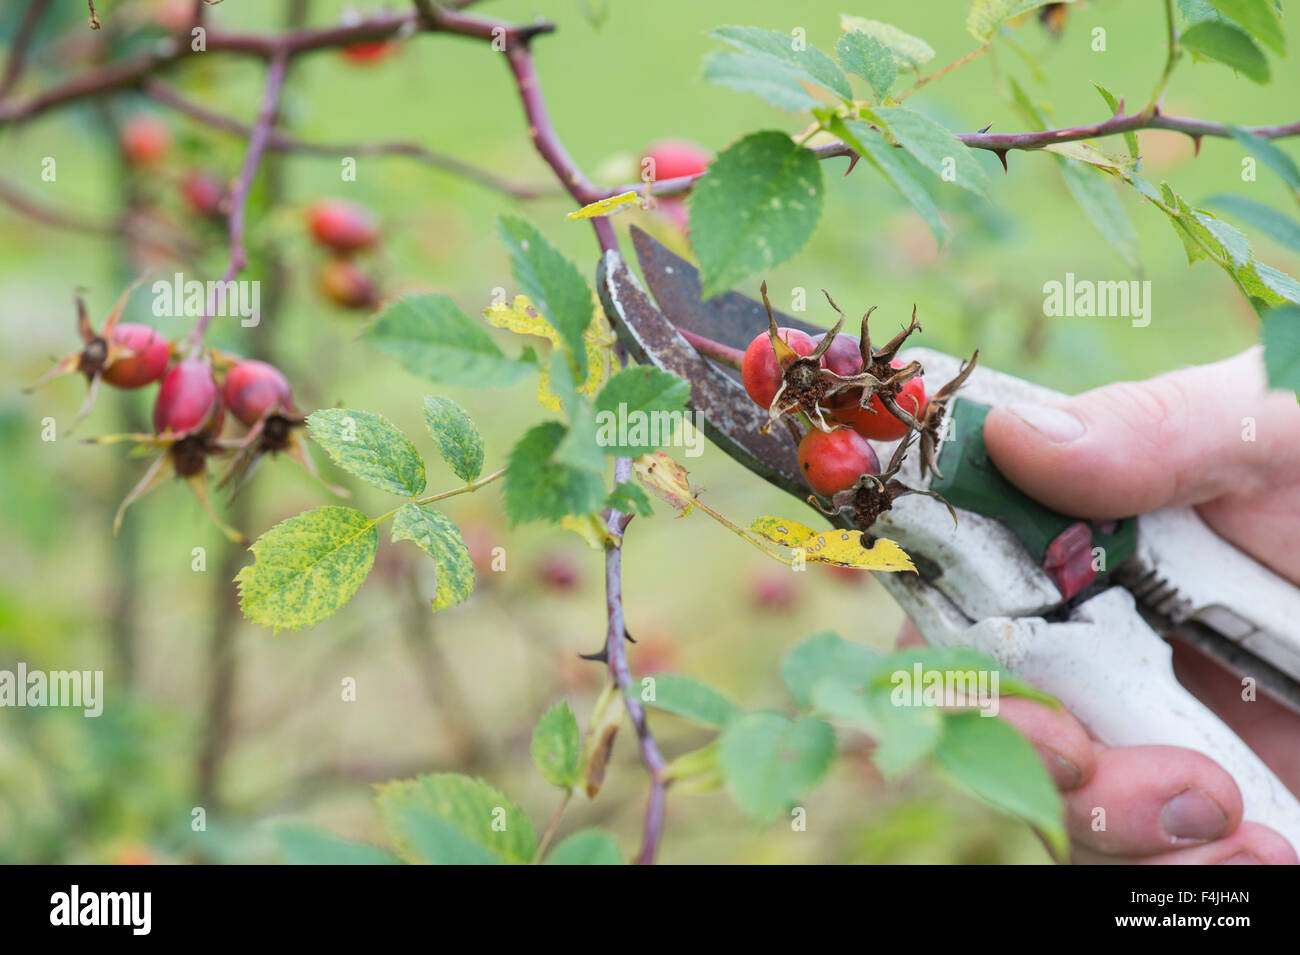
(24, 280), (170, 431)
(915, 349), (979, 480)
(216, 359), (344, 496)
(809, 430), (957, 529)
(89, 355), (244, 541)
(745, 282), (926, 438)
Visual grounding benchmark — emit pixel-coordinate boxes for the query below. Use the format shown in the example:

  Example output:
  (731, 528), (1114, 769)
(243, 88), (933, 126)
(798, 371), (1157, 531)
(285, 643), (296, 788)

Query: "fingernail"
(1035, 744), (1081, 789)
(1221, 851), (1261, 865)
(1161, 788), (1228, 843)
(1005, 404), (1085, 443)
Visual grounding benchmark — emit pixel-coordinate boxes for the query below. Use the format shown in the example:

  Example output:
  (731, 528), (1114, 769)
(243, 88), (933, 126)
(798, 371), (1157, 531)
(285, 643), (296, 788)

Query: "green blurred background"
(1, 0), (1296, 864)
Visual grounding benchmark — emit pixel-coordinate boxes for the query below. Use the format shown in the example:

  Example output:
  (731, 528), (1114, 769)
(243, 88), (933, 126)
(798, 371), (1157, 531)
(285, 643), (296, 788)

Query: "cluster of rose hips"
(306, 198), (382, 311)
(738, 284), (977, 529)
(118, 113), (229, 226)
(27, 288), (335, 539)
(118, 114), (382, 315)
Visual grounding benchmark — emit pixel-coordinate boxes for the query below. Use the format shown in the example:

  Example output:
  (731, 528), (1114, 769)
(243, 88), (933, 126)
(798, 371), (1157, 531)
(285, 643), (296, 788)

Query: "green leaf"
(935, 711), (1066, 857)
(836, 118), (950, 247)
(1195, 211), (1251, 267)
(274, 822), (400, 865)
(1181, 21), (1269, 83)
(836, 31), (897, 100)
(1057, 158), (1140, 270)
(422, 396), (484, 484)
(641, 672), (740, 728)
(1228, 125), (1300, 191)
(701, 51), (822, 112)
(708, 25), (852, 101)
(866, 647), (1058, 705)
(689, 131), (824, 299)
(364, 294), (532, 387)
(1204, 0), (1284, 54)
(503, 422), (608, 525)
(1253, 262), (1300, 305)
(237, 506), (378, 633)
(1092, 83), (1140, 159)
(531, 700), (581, 789)
(1202, 194), (1300, 253)
(809, 679), (942, 778)
(967, 0), (1071, 43)
(1262, 305), (1300, 393)
(390, 504), (474, 611)
(307, 408), (426, 497)
(718, 713), (836, 823)
(780, 631), (881, 707)
(876, 107), (991, 197)
(592, 367), (691, 455)
(544, 830), (625, 865)
(839, 16), (935, 69)
(607, 480), (654, 516)
(375, 773), (536, 865)
(499, 216), (593, 380)
(548, 353), (605, 476)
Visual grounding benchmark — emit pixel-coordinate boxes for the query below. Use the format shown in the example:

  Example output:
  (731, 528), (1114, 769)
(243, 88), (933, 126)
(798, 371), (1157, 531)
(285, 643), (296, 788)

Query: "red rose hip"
(154, 359), (223, 436)
(306, 199), (380, 254)
(180, 170), (225, 218)
(798, 427), (880, 497)
(120, 115), (171, 165)
(834, 364), (926, 442)
(741, 328), (816, 408)
(102, 324), (170, 389)
(318, 258), (379, 310)
(643, 140), (711, 182)
(222, 359), (292, 426)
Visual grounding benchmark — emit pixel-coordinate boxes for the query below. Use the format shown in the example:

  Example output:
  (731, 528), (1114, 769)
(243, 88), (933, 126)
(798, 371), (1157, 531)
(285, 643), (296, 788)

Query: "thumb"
(982, 348), (1300, 519)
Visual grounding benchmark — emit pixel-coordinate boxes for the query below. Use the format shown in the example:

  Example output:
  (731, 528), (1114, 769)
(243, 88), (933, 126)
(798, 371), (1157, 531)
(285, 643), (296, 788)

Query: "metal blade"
(597, 247), (806, 497)
(629, 224), (822, 350)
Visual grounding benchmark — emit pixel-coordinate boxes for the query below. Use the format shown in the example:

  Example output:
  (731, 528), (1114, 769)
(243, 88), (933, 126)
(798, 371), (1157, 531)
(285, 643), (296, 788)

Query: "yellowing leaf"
(633, 452), (696, 515)
(561, 513), (621, 550)
(1040, 141), (1136, 173)
(483, 295), (612, 410)
(566, 191), (640, 220)
(749, 516), (915, 572)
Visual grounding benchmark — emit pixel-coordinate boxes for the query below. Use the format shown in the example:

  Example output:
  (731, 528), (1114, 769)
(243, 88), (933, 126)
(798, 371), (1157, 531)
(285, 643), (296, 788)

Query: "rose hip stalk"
(24, 280), (170, 431)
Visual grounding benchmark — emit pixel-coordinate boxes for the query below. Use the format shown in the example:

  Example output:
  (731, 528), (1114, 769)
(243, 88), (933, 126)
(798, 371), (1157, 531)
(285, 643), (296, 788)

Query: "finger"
(1062, 745), (1243, 856)
(996, 696), (1096, 791)
(1072, 821), (1299, 865)
(982, 348), (1300, 519)
(894, 622), (1096, 791)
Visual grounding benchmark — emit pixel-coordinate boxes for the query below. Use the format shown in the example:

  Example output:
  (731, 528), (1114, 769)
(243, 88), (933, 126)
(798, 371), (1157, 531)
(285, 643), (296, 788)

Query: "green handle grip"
(930, 399), (1136, 570)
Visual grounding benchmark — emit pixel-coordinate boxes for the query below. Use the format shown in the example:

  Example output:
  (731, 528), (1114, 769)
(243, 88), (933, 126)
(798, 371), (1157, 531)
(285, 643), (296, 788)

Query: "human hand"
(964, 347), (1299, 863)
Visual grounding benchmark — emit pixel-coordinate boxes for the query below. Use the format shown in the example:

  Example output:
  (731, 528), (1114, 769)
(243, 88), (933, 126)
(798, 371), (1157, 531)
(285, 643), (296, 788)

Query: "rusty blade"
(629, 225), (821, 351)
(597, 248), (805, 497)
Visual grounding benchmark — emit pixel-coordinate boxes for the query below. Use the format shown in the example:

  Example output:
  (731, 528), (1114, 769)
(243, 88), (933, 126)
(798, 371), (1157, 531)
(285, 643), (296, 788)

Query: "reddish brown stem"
(680, 328), (745, 370)
(144, 79), (548, 200)
(188, 50), (289, 346)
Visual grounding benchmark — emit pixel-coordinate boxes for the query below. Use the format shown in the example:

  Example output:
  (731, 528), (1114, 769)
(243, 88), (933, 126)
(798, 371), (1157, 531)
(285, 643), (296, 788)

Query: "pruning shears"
(599, 224), (1300, 852)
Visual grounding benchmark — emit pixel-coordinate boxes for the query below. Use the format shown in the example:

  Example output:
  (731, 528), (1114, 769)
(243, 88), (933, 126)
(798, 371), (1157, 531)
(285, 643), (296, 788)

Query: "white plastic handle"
(943, 586), (1300, 853)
